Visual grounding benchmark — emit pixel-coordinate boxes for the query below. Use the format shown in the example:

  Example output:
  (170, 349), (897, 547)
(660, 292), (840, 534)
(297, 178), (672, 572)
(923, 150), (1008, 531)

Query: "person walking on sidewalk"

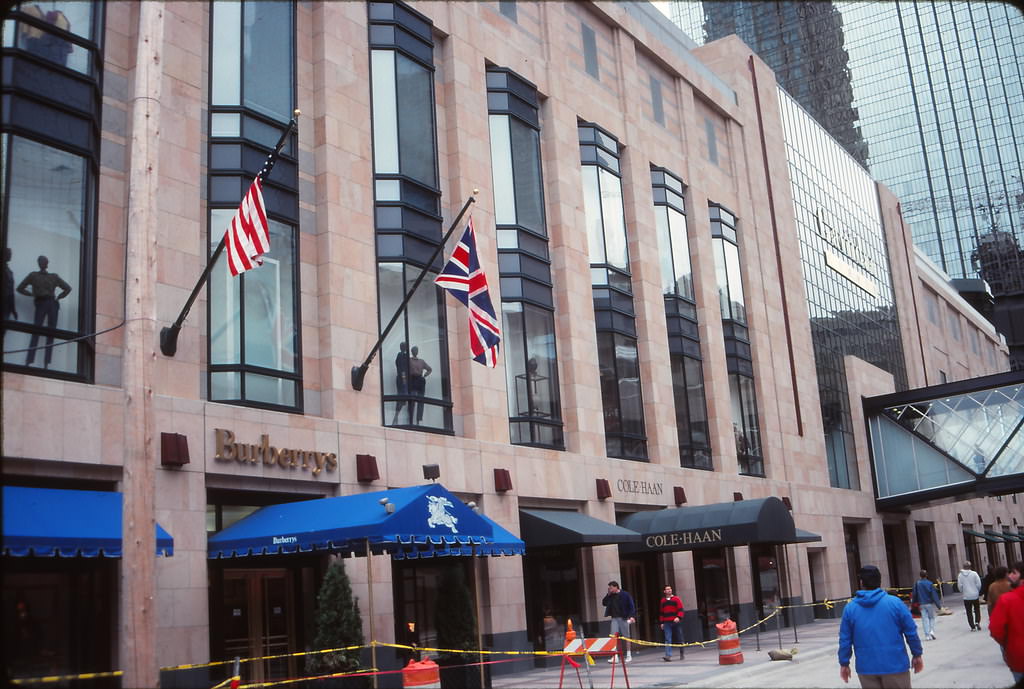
(658, 585), (684, 662)
(838, 565), (924, 688)
(989, 561), (1024, 686)
(911, 570), (941, 640)
(602, 581), (635, 663)
(957, 561), (983, 631)
(986, 566), (1012, 614)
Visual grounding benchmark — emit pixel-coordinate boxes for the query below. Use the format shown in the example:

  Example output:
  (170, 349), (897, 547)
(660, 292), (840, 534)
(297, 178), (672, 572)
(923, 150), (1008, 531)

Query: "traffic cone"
(565, 618), (576, 643)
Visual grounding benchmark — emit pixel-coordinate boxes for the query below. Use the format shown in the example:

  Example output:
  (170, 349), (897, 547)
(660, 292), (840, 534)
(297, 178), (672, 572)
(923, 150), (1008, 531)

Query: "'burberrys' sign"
(214, 428), (337, 476)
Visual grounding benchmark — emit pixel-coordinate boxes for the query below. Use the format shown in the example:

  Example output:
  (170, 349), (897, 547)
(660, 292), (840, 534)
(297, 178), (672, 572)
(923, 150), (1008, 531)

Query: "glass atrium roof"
(865, 371), (1024, 508)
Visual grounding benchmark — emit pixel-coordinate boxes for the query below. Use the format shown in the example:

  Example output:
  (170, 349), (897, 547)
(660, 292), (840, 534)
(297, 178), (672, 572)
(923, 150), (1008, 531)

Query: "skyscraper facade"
(669, 0), (1024, 370)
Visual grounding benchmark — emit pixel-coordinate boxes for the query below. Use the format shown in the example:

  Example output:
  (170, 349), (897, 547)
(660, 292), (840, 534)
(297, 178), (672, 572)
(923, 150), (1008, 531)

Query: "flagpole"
(350, 192), (477, 391)
(158, 110), (301, 357)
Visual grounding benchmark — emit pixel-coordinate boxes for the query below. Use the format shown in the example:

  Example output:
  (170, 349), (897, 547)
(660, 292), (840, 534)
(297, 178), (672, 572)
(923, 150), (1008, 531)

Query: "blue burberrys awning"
(208, 483), (525, 560)
(2, 486), (174, 558)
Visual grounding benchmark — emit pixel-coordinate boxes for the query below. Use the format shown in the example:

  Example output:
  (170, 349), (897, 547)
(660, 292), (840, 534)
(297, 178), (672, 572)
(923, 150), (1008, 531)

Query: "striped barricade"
(559, 634), (630, 689)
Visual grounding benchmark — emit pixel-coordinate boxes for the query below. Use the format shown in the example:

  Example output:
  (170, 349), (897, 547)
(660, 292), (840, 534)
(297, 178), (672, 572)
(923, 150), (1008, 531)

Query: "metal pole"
(784, 544), (798, 643)
(350, 194), (477, 390)
(775, 603), (783, 649)
(159, 111), (299, 356)
(366, 541), (378, 689)
(473, 550), (485, 689)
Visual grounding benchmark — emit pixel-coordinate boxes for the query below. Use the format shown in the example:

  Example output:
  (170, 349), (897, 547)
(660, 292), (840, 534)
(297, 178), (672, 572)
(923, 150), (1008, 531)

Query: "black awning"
(519, 509), (641, 549)
(793, 528), (823, 543)
(963, 528), (1003, 543)
(618, 497), (807, 554)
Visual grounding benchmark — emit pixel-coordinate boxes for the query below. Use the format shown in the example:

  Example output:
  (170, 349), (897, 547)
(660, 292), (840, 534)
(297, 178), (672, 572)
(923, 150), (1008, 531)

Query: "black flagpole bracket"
(159, 110), (300, 357)
(350, 192), (478, 391)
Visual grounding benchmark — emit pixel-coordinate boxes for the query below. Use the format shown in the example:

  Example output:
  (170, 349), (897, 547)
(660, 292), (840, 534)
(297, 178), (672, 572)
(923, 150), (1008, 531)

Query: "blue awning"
(208, 483), (525, 559)
(2, 486), (174, 557)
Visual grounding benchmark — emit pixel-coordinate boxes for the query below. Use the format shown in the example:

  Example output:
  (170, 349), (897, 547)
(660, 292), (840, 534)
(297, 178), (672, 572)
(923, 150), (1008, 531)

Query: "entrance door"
(619, 556), (657, 645)
(692, 548), (735, 641)
(220, 569), (296, 683)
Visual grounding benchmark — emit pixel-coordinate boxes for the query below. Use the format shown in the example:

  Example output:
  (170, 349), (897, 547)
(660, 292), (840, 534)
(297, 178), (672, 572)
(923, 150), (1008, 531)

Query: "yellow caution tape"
(11, 671), (124, 685)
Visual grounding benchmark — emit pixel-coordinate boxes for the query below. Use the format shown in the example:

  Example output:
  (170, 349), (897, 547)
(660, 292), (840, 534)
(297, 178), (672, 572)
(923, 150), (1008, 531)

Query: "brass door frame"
(221, 568), (296, 683)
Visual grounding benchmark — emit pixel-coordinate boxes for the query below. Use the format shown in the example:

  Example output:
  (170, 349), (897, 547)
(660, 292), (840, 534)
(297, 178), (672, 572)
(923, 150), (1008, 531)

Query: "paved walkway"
(492, 594), (1015, 688)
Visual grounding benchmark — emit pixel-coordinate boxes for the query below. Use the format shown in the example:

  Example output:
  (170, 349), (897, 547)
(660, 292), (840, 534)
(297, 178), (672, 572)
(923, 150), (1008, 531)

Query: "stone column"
(121, 2), (164, 685)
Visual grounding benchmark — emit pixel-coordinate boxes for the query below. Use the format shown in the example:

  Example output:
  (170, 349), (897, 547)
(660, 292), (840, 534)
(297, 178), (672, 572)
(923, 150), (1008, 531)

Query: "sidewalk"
(491, 593), (1015, 688)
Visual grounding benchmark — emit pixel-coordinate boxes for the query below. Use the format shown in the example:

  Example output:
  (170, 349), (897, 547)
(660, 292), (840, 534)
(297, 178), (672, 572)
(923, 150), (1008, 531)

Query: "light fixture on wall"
(733, 492), (743, 501)
(596, 478), (612, 500)
(160, 432), (190, 467)
(356, 454), (379, 482)
(781, 496), (793, 510)
(673, 486), (686, 506)
(423, 464), (440, 482)
(494, 468), (513, 492)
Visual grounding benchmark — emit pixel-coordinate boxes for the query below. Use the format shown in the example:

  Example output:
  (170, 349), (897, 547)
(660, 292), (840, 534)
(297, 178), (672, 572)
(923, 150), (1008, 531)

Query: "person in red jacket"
(989, 560), (1024, 686)
(659, 585), (685, 661)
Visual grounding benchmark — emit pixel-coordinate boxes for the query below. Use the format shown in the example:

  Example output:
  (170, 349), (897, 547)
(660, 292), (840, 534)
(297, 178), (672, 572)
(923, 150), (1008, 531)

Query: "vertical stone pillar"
(121, 2), (164, 685)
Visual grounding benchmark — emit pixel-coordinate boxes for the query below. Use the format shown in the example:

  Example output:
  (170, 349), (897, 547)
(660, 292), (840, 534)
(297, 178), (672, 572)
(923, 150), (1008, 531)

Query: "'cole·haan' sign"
(214, 428), (337, 476)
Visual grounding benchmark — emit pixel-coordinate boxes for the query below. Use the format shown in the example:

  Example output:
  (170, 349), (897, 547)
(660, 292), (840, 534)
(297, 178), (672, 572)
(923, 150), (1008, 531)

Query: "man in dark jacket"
(602, 581), (635, 663)
(838, 565), (923, 687)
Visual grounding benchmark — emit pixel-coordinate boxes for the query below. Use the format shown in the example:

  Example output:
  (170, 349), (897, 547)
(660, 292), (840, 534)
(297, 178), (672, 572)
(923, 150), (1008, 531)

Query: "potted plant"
(307, 559), (367, 688)
(435, 566), (488, 689)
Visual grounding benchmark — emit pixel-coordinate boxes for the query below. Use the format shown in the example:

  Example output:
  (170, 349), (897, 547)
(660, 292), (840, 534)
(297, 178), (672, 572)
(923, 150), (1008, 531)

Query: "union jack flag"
(435, 218), (501, 367)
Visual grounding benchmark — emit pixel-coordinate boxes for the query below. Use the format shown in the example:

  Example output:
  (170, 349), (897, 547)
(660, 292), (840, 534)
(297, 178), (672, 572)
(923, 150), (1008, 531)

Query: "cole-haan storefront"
(619, 497), (821, 640)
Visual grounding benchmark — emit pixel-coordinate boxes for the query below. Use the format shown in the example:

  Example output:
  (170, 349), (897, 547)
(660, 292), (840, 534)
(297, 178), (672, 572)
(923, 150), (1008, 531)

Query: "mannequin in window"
(17, 255), (72, 367)
(3, 247), (17, 320)
(392, 341), (410, 425)
(19, 5), (72, 66)
(407, 345), (432, 424)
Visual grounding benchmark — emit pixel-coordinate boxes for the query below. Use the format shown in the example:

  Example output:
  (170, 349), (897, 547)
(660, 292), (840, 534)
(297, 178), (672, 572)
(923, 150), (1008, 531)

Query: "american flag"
(435, 218), (501, 367)
(224, 177), (270, 276)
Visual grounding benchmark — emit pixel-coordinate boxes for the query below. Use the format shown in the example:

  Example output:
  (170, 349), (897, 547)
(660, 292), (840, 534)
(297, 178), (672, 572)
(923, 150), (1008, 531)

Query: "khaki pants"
(857, 671), (911, 689)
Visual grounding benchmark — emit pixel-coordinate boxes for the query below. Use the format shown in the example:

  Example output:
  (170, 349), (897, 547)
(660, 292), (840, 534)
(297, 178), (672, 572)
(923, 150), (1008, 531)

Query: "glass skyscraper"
(668, 1), (1024, 370)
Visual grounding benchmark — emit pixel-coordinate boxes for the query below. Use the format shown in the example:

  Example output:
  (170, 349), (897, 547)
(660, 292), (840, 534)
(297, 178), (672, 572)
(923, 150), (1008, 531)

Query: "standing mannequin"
(392, 341), (410, 424)
(17, 255), (71, 367)
(407, 345), (432, 424)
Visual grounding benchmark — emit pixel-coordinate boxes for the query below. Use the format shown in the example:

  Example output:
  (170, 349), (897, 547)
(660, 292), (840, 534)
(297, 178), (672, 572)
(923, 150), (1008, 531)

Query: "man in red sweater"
(989, 560), (1024, 686)
(659, 585), (685, 662)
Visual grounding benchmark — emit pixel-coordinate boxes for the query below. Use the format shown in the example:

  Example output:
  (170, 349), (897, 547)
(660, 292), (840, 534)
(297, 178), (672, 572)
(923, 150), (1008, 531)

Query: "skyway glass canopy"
(865, 371), (1024, 509)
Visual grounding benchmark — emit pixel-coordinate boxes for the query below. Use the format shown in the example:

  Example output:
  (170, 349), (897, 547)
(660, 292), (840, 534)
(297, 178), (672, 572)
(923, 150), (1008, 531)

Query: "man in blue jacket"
(911, 569), (942, 640)
(838, 565), (924, 688)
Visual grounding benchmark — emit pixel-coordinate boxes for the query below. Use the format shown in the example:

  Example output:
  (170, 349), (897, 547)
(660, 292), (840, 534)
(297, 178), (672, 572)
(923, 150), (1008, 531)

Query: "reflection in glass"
(489, 69), (563, 447)
(209, 213), (298, 407)
(3, 135), (86, 374)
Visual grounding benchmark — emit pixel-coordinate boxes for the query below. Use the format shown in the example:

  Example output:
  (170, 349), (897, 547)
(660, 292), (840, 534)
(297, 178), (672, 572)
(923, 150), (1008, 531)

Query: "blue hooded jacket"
(838, 588), (923, 675)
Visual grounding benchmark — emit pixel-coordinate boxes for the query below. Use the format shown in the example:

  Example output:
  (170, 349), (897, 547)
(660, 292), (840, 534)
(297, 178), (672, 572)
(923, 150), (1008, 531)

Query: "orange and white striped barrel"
(402, 658), (441, 688)
(715, 619), (743, 664)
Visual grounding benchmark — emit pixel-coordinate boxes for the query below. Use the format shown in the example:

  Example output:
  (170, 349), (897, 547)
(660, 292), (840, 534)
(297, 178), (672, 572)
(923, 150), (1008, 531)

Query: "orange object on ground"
(716, 619), (744, 665)
(402, 658), (441, 688)
(565, 618), (576, 642)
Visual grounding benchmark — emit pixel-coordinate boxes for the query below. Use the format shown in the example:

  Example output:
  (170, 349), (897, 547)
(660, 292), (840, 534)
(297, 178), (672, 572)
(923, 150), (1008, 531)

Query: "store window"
(711, 203), (763, 476)
(370, 1), (452, 432)
(2, 2), (103, 380)
(580, 122), (647, 460)
(652, 167), (710, 469)
(488, 67), (563, 449)
(207, 0), (301, 410)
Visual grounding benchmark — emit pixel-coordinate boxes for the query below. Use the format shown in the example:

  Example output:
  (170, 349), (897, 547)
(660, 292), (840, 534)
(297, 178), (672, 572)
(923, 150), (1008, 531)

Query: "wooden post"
(121, 2), (165, 686)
